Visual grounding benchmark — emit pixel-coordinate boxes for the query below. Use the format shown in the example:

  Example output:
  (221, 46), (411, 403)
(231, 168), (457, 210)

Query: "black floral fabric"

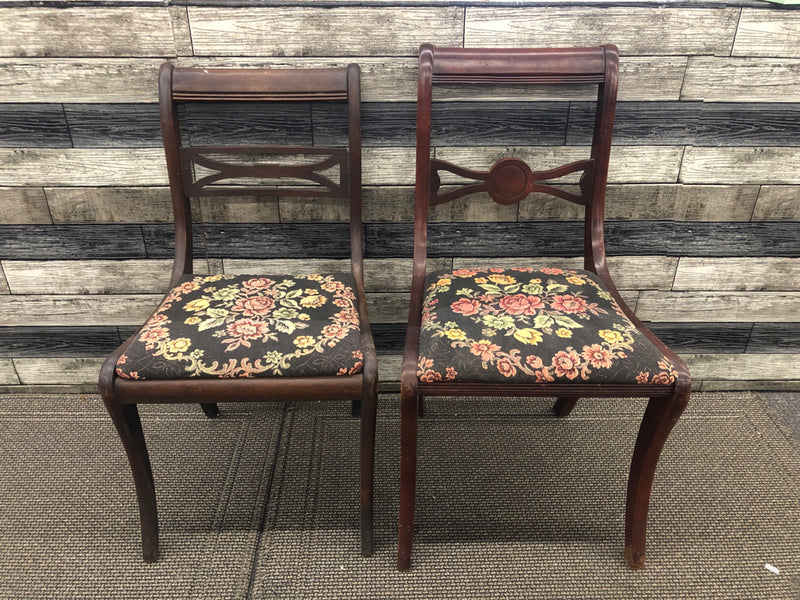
(116, 273), (363, 379)
(417, 267), (676, 385)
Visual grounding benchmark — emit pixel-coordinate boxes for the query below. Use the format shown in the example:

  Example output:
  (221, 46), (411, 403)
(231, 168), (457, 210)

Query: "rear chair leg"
(105, 402), (159, 562)
(553, 396), (579, 417)
(360, 389), (377, 556)
(397, 389), (419, 570)
(200, 403), (219, 418)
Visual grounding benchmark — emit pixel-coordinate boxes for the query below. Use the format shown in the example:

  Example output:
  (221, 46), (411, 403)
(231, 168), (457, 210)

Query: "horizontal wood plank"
(277, 197), (349, 223)
(202, 223), (353, 258)
(682, 57), (800, 102)
(0, 104), (71, 147)
(733, 9), (800, 58)
(188, 6), (463, 56)
(0, 59), (161, 103)
(673, 258), (800, 291)
(636, 291), (800, 322)
(46, 187), (173, 223)
(464, 7), (738, 56)
(700, 380), (800, 391)
(0, 264), (8, 294)
(13, 357), (104, 385)
(694, 103), (800, 147)
(0, 148), (166, 186)
(0, 326), (121, 357)
(0, 359), (19, 385)
(169, 5), (193, 57)
(0, 7), (175, 58)
(0, 225), (147, 260)
(681, 147), (800, 185)
(200, 196), (280, 223)
(64, 104), (161, 148)
(0, 295), (162, 326)
(0, 187), (51, 224)
(362, 147), (417, 185)
(752, 186), (800, 221)
(748, 323), (800, 354)
(683, 353), (799, 381)
(182, 101), (313, 146)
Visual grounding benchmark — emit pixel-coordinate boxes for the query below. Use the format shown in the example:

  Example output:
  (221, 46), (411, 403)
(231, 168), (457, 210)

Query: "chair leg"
(418, 396), (425, 418)
(351, 399), (361, 418)
(105, 402), (159, 563)
(624, 389), (689, 569)
(359, 389), (377, 556)
(200, 403), (219, 418)
(553, 396), (579, 417)
(397, 389), (419, 571)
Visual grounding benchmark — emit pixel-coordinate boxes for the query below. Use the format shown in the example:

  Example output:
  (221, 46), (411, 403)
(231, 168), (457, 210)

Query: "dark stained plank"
(747, 323), (800, 354)
(567, 101), (701, 145)
(64, 103), (161, 148)
(646, 322), (751, 354)
(0, 224), (146, 259)
(0, 326), (122, 357)
(0, 104), (71, 147)
(202, 223), (353, 258)
(181, 101), (312, 146)
(694, 103), (800, 147)
(370, 322), (405, 355)
(314, 101), (569, 147)
(663, 222), (800, 257)
(141, 223), (207, 259)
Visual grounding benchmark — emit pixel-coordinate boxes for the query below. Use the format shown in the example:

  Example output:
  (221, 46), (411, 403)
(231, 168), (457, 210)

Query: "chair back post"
(158, 63), (193, 287)
(585, 44), (619, 277)
(346, 64), (365, 288)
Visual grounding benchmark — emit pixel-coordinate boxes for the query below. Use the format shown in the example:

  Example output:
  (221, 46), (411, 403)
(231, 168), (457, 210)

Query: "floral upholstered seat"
(117, 273), (363, 380)
(417, 267), (676, 385)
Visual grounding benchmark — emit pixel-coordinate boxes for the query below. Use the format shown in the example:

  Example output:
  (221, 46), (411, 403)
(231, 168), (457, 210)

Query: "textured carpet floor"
(1, 392), (798, 598)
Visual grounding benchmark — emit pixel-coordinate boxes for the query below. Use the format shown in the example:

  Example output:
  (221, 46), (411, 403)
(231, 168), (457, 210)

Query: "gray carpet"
(1, 393), (799, 598)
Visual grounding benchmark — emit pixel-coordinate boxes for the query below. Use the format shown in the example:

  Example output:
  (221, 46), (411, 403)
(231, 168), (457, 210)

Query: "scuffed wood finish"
(0, 326), (122, 357)
(0, 149), (166, 186)
(748, 323), (800, 354)
(694, 103), (800, 148)
(0, 8), (176, 58)
(362, 148), (417, 185)
(636, 291), (800, 322)
(0, 104), (71, 147)
(0, 59), (161, 103)
(188, 7), (463, 56)
(168, 6), (193, 57)
(64, 104), (161, 148)
(648, 323), (751, 354)
(684, 354), (800, 382)
(0, 187), (51, 224)
(0, 360), (19, 385)
(464, 7), (738, 56)
(681, 147), (800, 185)
(682, 57), (800, 102)
(733, 9), (800, 58)
(752, 186), (800, 221)
(2, 260), (175, 294)
(200, 196), (280, 223)
(0, 224), (147, 260)
(46, 187), (173, 223)
(15, 357), (104, 385)
(673, 258), (800, 292)
(0, 294), (161, 326)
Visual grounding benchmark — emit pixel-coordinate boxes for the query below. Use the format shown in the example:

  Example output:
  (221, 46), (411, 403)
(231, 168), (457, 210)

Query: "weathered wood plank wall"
(0, 0), (798, 392)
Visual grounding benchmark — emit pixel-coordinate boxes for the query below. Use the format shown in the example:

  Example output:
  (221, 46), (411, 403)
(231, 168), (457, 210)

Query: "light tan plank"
(0, 264), (9, 294)
(0, 59), (161, 103)
(0, 295), (161, 326)
(223, 257), (450, 292)
(450, 256), (677, 291)
(14, 358), (104, 385)
(0, 384), (99, 394)
(176, 56), (686, 103)
(673, 258), (800, 292)
(377, 354), (402, 385)
(681, 147), (800, 185)
(436, 146), (683, 184)
(682, 57), (800, 102)
(277, 197), (348, 222)
(0, 149), (166, 186)
(636, 291), (800, 322)
(465, 7), (738, 56)
(363, 148), (417, 185)
(200, 196), (280, 223)
(683, 354), (800, 382)
(752, 186), (800, 221)
(0, 8), (175, 58)
(362, 186), (415, 222)
(46, 187), (173, 223)
(733, 9), (800, 58)
(188, 7), (463, 56)
(701, 380), (800, 391)
(168, 6), (194, 56)
(0, 187), (51, 224)
(366, 292), (409, 323)
(2, 260), (173, 294)
(0, 360), (18, 385)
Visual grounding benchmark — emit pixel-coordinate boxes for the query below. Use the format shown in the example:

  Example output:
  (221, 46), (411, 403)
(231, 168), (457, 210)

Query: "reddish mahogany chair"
(99, 63), (377, 562)
(398, 44), (690, 570)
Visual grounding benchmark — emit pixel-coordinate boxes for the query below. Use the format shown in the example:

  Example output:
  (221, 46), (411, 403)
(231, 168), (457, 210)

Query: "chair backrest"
(414, 44), (618, 276)
(158, 63), (362, 284)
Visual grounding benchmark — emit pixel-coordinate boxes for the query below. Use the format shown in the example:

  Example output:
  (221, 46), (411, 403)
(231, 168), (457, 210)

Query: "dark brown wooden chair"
(398, 44), (690, 571)
(99, 63), (377, 562)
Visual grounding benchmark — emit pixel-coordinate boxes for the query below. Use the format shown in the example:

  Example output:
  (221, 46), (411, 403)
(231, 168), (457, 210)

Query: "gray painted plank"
(752, 186), (800, 221)
(0, 295), (161, 326)
(201, 223), (353, 258)
(733, 9), (800, 58)
(464, 6), (738, 56)
(673, 258), (800, 291)
(64, 104), (161, 148)
(748, 323), (800, 354)
(682, 57), (800, 102)
(0, 224), (146, 259)
(0, 264), (8, 294)
(13, 357), (104, 385)
(681, 147), (800, 185)
(0, 326), (121, 357)
(0, 7), (176, 58)
(0, 359), (18, 385)
(141, 223), (207, 259)
(683, 353), (799, 381)
(702, 380), (800, 391)
(46, 187), (173, 223)
(0, 104), (71, 148)
(168, 5), (193, 56)
(0, 187), (51, 224)
(182, 102), (313, 146)
(187, 6), (464, 56)
(695, 103), (800, 147)
(567, 102), (700, 146)
(636, 292), (800, 322)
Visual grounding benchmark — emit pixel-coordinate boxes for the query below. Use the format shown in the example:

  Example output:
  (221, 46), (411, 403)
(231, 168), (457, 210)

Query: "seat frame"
(99, 63), (378, 562)
(397, 44), (691, 570)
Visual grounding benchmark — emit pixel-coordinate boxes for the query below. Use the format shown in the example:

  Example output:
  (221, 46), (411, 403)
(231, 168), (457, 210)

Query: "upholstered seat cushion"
(116, 273), (363, 379)
(417, 267), (676, 385)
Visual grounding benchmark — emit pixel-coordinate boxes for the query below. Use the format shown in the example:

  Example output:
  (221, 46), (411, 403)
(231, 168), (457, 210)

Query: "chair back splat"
(399, 44), (690, 572)
(100, 64), (377, 563)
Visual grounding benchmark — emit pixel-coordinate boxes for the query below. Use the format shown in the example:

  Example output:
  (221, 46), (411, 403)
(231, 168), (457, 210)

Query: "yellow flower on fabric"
(555, 328), (572, 338)
(204, 275), (224, 282)
(566, 276), (586, 285)
(184, 298), (210, 312)
(184, 316), (201, 325)
(474, 277), (488, 284)
(513, 328), (543, 345)
(212, 287), (239, 301)
(166, 338), (191, 353)
(599, 329), (624, 344)
(294, 335), (316, 348)
(445, 328), (466, 341)
(488, 274), (516, 285)
(300, 295), (327, 308)
(436, 277), (452, 287)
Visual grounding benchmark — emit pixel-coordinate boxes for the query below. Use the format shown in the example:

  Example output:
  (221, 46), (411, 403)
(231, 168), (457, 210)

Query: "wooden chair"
(397, 44), (691, 570)
(99, 63), (377, 562)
